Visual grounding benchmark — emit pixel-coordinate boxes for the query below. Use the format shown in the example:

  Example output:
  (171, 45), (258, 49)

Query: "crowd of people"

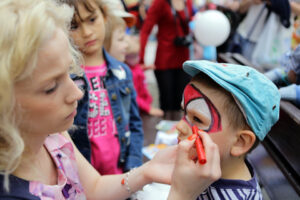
(0, 0), (299, 199)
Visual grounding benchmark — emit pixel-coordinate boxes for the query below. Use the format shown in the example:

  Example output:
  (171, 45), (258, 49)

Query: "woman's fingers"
(176, 136), (196, 163)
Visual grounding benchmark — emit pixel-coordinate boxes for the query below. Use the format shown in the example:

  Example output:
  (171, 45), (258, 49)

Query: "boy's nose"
(176, 118), (192, 139)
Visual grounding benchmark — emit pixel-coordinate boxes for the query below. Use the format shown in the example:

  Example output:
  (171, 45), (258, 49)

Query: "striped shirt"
(197, 162), (262, 200)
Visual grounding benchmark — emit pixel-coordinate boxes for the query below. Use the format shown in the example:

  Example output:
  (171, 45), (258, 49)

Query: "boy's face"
(109, 27), (129, 62)
(70, 0), (106, 56)
(176, 80), (237, 160)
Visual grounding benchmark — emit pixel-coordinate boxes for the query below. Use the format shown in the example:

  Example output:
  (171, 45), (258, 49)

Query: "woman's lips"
(85, 39), (97, 47)
(66, 109), (77, 119)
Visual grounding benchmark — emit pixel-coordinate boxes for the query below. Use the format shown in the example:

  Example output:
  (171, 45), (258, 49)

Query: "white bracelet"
(121, 168), (136, 194)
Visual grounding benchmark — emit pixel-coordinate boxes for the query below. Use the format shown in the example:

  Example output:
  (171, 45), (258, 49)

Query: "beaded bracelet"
(121, 168), (136, 194)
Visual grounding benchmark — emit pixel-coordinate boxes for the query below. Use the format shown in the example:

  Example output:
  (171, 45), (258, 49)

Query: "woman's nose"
(66, 79), (84, 104)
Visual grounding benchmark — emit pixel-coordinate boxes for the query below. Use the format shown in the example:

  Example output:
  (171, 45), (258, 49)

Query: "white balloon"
(194, 10), (231, 46)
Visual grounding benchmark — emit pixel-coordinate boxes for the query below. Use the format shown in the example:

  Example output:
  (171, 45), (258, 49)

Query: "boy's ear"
(230, 130), (256, 157)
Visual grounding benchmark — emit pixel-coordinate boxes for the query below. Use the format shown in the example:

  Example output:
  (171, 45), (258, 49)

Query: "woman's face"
(14, 29), (83, 136)
(70, 0), (106, 56)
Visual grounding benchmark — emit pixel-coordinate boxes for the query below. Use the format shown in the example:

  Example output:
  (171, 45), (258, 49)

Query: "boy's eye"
(193, 116), (203, 124)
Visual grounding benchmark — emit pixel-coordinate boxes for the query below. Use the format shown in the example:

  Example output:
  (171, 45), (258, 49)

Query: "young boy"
(177, 60), (280, 199)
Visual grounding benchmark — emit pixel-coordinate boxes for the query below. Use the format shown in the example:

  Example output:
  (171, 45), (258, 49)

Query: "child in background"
(176, 60), (280, 199)
(265, 44), (300, 107)
(62, 0), (143, 175)
(104, 10), (164, 117)
(0, 0), (223, 199)
(103, 14), (129, 63)
(125, 34), (164, 117)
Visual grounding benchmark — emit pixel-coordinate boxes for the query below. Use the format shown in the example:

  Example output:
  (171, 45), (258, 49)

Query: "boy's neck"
(83, 51), (105, 67)
(221, 158), (252, 181)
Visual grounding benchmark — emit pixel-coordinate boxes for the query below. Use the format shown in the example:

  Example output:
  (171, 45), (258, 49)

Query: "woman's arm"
(62, 131), (175, 200)
(62, 129), (221, 200)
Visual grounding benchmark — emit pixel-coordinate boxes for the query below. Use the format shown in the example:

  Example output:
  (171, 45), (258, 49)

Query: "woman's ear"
(230, 130), (256, 157)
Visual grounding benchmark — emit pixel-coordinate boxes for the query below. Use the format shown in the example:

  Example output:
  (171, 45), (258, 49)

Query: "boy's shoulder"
(201, 161), (262, 199)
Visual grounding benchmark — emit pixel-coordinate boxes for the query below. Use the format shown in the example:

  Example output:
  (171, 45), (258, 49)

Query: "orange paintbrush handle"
(192, 126), (207, 164)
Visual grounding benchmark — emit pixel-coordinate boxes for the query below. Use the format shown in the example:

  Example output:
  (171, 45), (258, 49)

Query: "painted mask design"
(182, 83), (222, 133)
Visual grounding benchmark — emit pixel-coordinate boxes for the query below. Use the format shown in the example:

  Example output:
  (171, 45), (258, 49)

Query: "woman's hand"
(168, 132), (221, 200)
(143, 145), (177, 185)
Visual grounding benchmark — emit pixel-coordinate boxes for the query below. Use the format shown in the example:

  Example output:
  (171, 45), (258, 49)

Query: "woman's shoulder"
(0, 175), (39, 200)
(45, 133), (72, 150)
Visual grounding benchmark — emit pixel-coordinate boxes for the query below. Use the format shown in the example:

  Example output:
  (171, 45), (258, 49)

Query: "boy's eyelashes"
(193, 116), (203, 124)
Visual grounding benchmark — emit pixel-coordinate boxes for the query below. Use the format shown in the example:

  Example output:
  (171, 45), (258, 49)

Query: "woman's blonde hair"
(0, 0), (81, 190)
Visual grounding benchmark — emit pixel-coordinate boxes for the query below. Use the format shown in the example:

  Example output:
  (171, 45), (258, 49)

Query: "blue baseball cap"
(183, 60), (280, 141)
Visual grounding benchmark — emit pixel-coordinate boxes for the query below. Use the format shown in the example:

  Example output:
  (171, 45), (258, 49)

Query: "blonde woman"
(0, 0), (221, 199)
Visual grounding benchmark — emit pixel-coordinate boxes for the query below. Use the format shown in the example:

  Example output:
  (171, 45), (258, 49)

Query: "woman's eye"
(45, 84), (57, 94)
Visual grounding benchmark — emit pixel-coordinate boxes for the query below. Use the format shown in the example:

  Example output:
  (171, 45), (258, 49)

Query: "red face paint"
(182, 83), (222, 133)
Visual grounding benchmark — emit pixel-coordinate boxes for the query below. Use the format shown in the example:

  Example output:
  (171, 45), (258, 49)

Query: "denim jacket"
(69, 50), (144, 171)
